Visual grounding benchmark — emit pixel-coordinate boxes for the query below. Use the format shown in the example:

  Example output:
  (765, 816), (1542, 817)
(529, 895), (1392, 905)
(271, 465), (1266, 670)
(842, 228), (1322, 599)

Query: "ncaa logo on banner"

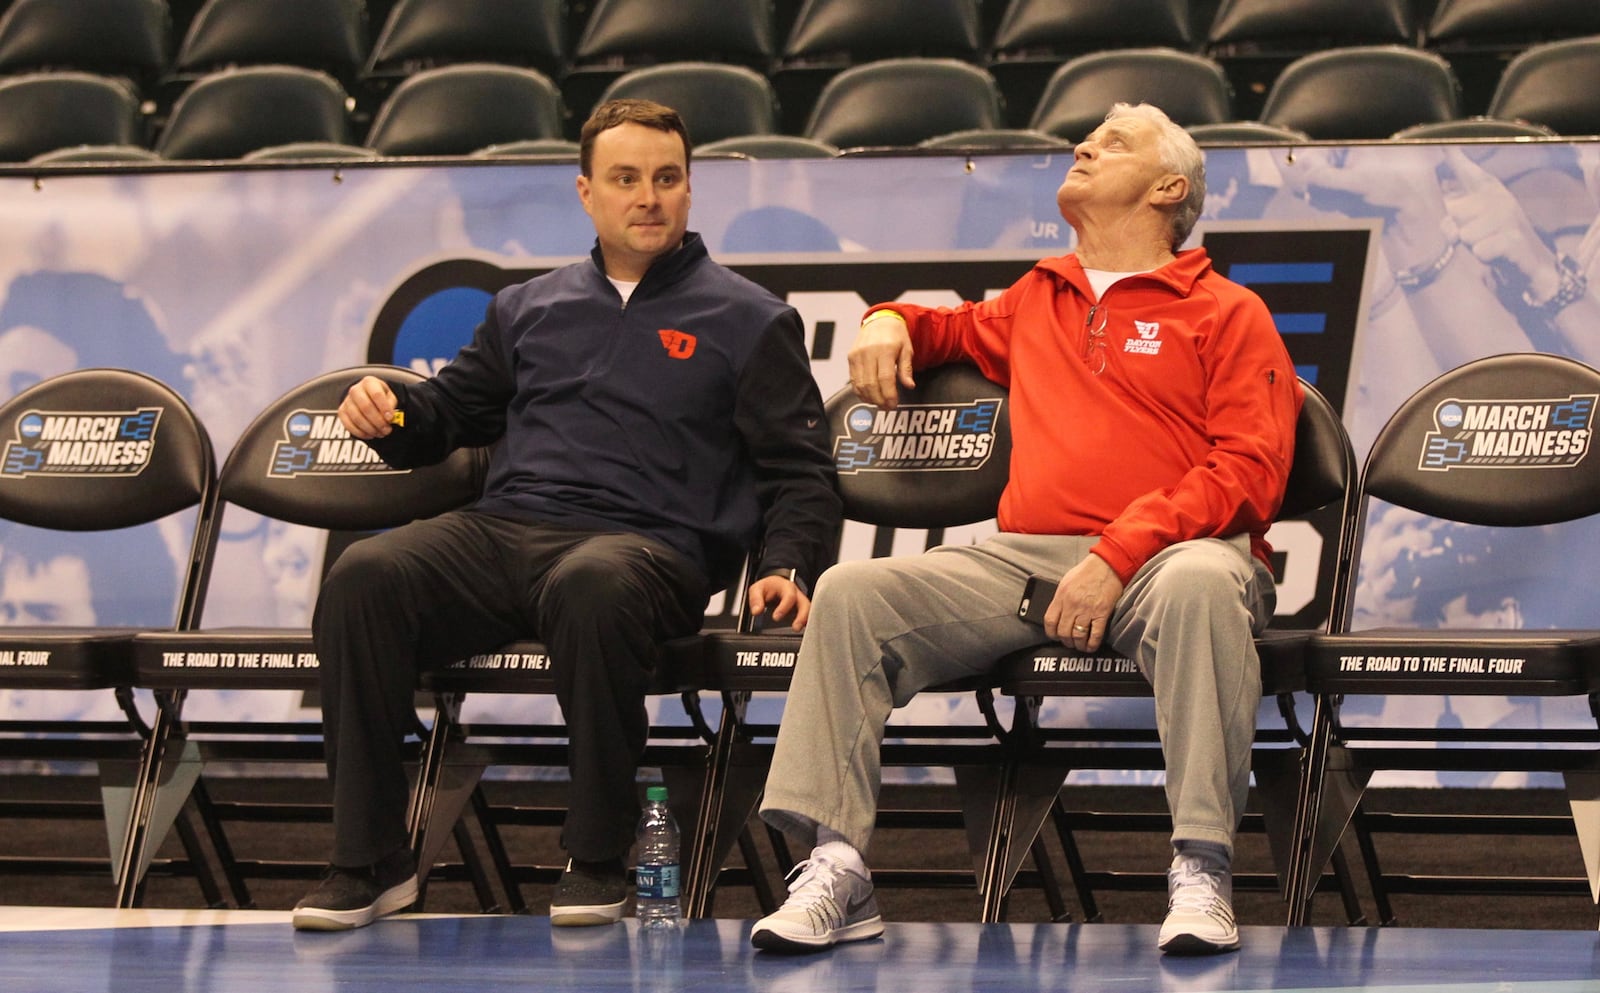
(1, 408), (161, 478)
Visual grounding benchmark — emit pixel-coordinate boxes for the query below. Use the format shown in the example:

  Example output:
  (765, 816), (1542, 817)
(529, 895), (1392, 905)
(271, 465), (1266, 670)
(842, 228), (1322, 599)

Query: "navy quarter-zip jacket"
(368, 233), (841, 594)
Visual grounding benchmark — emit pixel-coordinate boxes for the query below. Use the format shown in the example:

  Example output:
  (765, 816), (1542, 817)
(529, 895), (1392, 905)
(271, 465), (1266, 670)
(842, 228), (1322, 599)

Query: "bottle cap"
(646, 785), (668, 802)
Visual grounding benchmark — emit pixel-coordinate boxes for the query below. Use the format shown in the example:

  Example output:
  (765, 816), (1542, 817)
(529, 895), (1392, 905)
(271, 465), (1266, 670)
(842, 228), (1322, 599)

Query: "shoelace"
(784, 855), (846, 926)
(1168, 856), (1229, 917)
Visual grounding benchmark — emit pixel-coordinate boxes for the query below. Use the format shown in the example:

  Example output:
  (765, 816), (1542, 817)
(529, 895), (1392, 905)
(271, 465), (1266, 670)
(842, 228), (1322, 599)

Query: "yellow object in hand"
(387, 409), (405, 427)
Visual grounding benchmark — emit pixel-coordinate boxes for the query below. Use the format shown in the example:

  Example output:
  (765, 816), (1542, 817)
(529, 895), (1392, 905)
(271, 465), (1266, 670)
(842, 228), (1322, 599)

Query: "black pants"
(311, 511), (706, 866)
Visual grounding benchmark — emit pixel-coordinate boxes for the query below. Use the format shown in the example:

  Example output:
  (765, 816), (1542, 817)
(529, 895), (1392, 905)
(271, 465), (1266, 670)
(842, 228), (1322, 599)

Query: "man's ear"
(1151, 173), (1188, 208)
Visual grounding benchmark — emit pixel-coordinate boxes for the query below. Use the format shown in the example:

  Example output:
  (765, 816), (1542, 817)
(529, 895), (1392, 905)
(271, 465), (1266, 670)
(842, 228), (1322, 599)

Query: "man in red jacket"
(753, 103), (1303, 956)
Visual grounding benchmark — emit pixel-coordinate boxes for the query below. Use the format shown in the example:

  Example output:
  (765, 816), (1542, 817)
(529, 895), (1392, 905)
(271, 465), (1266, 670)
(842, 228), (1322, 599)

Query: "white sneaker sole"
(750, 914), (884, 952)
(1158, 929), (1240, 955)
(292, 876), (419, 932)
(550, 900), (626, 927)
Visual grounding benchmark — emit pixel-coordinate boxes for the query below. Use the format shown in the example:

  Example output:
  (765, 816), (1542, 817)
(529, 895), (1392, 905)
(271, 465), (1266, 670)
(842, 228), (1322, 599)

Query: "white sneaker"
(749, 850), (884, 952)
(1158, 852), (1240, 955)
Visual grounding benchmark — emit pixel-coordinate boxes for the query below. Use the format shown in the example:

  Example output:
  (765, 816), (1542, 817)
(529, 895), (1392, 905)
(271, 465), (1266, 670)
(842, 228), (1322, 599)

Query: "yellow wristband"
(861, 309), (905, 327)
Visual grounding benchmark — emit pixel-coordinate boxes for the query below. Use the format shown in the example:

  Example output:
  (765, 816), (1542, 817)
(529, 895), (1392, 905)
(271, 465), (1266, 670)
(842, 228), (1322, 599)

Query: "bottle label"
(635, 863), (680, 900)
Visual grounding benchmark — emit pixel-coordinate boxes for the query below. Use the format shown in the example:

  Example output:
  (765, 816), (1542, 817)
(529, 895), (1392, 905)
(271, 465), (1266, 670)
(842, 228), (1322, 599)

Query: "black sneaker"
(292, 849), (419, 931)
(550, 857), (627, 926)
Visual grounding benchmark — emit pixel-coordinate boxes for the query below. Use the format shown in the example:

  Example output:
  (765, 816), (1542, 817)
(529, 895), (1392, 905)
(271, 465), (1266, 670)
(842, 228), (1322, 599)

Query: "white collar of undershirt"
(608, 275), (639, 304)
(1082, 267), (1150, 301)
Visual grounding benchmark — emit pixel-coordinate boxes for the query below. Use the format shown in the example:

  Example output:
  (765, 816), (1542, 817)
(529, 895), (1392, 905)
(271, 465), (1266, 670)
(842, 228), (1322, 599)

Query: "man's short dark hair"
(579, 99), (692, 177)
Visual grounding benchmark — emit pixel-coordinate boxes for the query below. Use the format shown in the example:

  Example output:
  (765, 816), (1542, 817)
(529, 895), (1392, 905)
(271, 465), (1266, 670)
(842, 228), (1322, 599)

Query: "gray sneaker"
(1158, 851), (1240, 954)
(750, 850), (883, 953)
(292, 849), (418, 931)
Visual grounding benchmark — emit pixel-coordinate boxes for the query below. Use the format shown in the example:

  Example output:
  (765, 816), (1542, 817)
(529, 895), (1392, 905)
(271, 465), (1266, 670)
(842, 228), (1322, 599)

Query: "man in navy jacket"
(292, 99), (840, 931)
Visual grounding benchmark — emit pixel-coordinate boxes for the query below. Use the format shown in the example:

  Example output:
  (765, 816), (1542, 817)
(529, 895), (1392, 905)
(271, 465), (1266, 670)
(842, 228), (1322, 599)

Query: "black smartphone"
(1017, 574), (1058, 626)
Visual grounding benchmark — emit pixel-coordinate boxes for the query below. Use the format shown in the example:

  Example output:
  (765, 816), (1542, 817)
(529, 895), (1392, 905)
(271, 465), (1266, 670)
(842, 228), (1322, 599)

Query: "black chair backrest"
(0, 71), (144, 162)
(992, 0), (1193, 56)
(176, 0), (368, 77)
(782, 0), (982, 63)
(574, 0), (774, 67)
(1029, 47), (1233, 142)
(1360, 352), (1600, 529)
(363, 63), (563, 156)
(216, 364), (485, 533)
(805, 58), (1003, 150)
(0, 0), (171, 84)
(824, 363), (1011, 529)
(0, 367), (214, 533)
(1425, 0), (1600, 48)
(1259, 45), (1461, 140)
(598, 63), (778, 145)
(1486, 36), (1600, 137)
(366, 0), (567, 79)
(1205, 0), (1415, 50)
(155, 65), (352, 160)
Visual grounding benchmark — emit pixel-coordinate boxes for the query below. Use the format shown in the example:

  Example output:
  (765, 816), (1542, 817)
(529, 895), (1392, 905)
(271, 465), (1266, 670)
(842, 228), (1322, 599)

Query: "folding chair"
(1286, 352), (1600, 925)
(120, 365), (487, 908)
(688, 364), (1057, 918)
(0, 368), (217, 898)
(979, 379), (1361, 923)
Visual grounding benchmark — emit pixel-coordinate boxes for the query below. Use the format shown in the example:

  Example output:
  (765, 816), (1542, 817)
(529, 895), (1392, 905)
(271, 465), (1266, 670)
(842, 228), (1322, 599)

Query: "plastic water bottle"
(635, 785), (681, 929)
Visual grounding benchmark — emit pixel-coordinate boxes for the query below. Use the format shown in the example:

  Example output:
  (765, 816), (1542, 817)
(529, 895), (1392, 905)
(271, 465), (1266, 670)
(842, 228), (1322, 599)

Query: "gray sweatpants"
(759, 532), (1274, 858)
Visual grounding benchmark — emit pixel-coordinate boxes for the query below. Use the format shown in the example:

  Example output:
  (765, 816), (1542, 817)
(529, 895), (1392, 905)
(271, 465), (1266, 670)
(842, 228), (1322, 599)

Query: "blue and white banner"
(3, 141), (1596, 785)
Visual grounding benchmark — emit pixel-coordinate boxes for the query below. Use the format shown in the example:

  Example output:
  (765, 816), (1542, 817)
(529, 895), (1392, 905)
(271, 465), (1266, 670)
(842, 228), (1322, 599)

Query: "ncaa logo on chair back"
(834, 398), (1002, 474)
(268, 409), (408, 478)
(1421, 394), (1595, 471)
(1, 407), (161, 478)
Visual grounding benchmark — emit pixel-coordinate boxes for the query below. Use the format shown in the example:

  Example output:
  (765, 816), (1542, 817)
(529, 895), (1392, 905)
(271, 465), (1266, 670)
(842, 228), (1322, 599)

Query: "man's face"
(576, 122), (691, 281)
(1056, 116), (1176, 222)
(0, 551), (95, 625)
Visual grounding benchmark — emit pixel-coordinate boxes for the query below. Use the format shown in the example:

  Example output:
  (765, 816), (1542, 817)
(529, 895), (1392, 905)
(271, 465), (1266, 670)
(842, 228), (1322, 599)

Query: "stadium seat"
(1423, 0), (1600, 115)
(363, 63), (563, 157)
(689, 364), (1026, 918)
(1028, 48), (1233, 143)
(804, 58), (1003, 151)
(918, 128), (1073, 151)
(0, 368), (217, 905)
(122, 365), (491, 911)
(0, 71), (145, 163)
(1485, 36), (1600, 137)
(1204, 0), (1417, 120)
(470, 137), (580, 160)
(1259, 46), (1461, 141)
(563, 0), (775, 138)
(28, 143), (163, 164)
(597, 63), (779, 146)
(173, 0), (368, 82)
(1186, 120), (1311, 143)
(695, 134), (840, 159)
(1286, 352), (1600, 926)
(241, 140), (382, 162)
(154, 65), (353, 161)
(774, 0), (984, 134)
(986, 0), (1197, 128)
(0, 0), (172, 95)
(1391, 116), (1559, 140)
(364, 0), (566, 85)
(982, 379), (1360, 923)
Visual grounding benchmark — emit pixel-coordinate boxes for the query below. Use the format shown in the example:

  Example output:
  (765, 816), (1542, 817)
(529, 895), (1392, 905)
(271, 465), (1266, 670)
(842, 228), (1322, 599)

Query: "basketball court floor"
(3, 907), (1598, 993)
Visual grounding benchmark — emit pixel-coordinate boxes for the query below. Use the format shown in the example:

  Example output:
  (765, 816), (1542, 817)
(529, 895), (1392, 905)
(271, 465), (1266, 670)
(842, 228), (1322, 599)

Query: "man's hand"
(339, 375), (400, 440)
(847, 311), (915, 409)
(1043, 554), (1123, 652)
(746, 574), (812, 631)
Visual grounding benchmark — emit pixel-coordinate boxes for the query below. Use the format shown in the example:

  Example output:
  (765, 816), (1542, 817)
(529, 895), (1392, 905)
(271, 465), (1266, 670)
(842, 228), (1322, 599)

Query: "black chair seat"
(0, 628), (146, 689)
(1306, 628), (1600, 696)
(420, 635), (706, 696)
(701, 630), (802, 692)
(131, 628), (319, 690)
